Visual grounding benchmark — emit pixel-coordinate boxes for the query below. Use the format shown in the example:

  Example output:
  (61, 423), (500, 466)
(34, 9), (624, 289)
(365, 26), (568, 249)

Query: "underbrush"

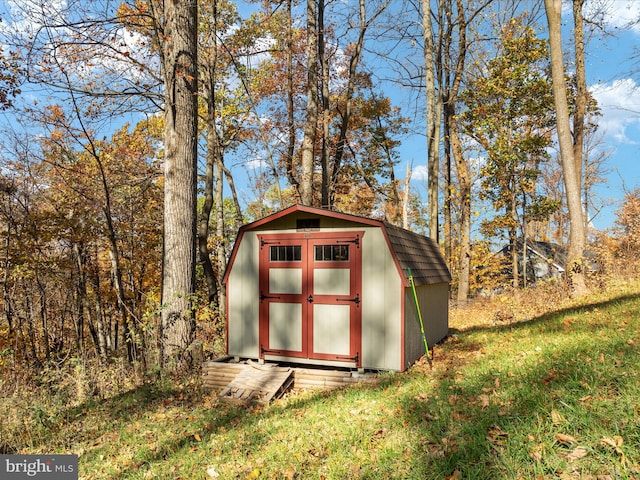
(0, 357), (148, 454)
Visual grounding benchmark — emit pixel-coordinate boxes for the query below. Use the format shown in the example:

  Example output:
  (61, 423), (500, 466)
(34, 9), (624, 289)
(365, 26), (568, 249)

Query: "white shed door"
(258, 232), (362, 367)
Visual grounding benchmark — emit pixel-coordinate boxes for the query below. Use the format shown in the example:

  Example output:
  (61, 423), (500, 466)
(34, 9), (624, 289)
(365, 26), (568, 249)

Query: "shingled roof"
(383, 222), (451, 286)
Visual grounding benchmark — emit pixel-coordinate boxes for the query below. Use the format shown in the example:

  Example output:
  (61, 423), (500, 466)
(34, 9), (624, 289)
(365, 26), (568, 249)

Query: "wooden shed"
(223, 205), (451, 372)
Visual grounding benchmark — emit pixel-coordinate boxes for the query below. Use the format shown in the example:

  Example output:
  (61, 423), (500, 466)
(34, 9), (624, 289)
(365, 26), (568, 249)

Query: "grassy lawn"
(2, 280), (639, 479)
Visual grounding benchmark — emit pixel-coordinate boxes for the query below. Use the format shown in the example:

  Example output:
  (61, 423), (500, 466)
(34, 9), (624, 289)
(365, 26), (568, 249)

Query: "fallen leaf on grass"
(529, 443), (545, 462)
(478, 394), (490, 409)
(370, 428), (387, 443)
(246, 468), (261, 479)
(600, 436), (627, 464)
(206, 466), (220, 478)
(555, 433), (577, 445)
(282, 466), (296, 480)
(542, 370), (558, 384)
(551, 410), (566, 425)
(600, 436), (623, 448)
(487, 424), (509, 452)
(558, 473), (581, 480)
(567, 446), (588, 462)
(487, 424), (508, 439)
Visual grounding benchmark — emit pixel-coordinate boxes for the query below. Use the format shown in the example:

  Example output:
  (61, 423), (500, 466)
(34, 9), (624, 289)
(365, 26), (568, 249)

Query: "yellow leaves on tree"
(614, 189), (640, 259)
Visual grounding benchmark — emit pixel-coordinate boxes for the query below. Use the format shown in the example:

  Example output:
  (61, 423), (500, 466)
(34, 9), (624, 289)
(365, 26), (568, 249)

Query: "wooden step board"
(202, 359), (246, 389)
(217, 360), (294, 404)
(292, 367), (378, 390)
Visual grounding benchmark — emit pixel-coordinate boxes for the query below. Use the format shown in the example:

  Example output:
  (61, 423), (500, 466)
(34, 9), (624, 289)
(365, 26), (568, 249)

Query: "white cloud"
(1, 0), (68, 37)
(584, 0), (640, 33)
(590, 78), (640, 143)
(411, 164), (428, 182)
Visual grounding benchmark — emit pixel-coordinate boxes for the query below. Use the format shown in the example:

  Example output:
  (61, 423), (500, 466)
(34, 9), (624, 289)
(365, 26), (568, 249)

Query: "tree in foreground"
(159, 0), (199, 372)
(544, 0), (588, 296)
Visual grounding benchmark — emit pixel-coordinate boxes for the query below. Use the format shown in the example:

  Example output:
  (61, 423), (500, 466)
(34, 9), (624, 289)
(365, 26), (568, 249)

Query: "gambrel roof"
(224, 204), (451, 288)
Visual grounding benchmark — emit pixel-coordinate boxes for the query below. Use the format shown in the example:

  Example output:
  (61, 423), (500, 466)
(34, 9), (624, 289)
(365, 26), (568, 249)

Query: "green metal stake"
(408, 267), (432, 367)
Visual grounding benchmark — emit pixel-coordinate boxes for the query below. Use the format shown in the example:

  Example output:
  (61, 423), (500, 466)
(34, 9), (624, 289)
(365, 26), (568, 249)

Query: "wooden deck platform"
(202, 357), (379, 403)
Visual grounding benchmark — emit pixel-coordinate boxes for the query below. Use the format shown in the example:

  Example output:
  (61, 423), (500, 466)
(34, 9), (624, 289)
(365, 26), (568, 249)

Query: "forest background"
(0, 0), (639, 382)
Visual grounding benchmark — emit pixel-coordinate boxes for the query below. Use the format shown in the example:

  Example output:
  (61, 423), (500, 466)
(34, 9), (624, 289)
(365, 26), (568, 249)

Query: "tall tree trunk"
(199, 122), (218, 304)
(160, 0), (199, 372)
(89, 249), (109, 355)
(222, 164), (244, 231)
(422, 0), (441, 241)
(198, 0), (219, 306)
(106, 212), (141, 364)
(300, 0), (318, 206)
(74, 243), (107, 362)
(402, 164), (411, 229)
(544, 0), (587, 296)
(509, 197), (519, 289)
(442, 0), (453, 266)
(449, 118), (471, 304)
(319, 0), (331, 208)
(443, 107), (452, 267)
(35, 274), (50, 362)
(3, 223), (14, 336)
(23, 283), (40, 365)
(447, 0), (473, 302)
(285, 0), (299, 194)
(214, 147), (226, 318)
(573, 0), (588, 238)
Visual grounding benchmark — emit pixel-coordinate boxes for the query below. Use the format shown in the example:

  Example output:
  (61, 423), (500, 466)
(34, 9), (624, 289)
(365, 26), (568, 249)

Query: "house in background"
(498, 240), (568, 284)
(496, 240), (600, 285)
(222, 205), (451, 372)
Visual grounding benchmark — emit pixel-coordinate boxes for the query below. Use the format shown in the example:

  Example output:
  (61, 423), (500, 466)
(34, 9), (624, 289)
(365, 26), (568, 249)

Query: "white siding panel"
(227, 233), (260, 358)
(361, 228), (402, 371)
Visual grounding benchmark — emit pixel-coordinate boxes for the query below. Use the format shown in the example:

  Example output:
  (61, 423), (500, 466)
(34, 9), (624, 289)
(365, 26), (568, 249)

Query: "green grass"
(2, 281), (640, 479)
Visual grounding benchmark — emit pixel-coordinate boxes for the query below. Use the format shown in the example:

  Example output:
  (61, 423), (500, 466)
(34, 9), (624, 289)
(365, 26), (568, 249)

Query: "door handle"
(308, 295), (314, 303)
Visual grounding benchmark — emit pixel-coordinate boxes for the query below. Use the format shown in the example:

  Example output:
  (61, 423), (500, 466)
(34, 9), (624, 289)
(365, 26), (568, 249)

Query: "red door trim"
(258, 231), (363, 367)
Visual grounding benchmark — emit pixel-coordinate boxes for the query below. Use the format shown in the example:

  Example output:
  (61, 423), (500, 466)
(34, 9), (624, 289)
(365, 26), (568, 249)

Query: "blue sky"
(582, 0), (640, 229)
